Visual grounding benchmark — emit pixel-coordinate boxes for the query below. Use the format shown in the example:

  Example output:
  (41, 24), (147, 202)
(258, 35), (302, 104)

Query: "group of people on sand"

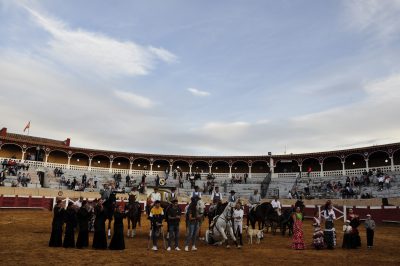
(291, 200), (376, 250)
(49, 186), (377, 253)
(49, 196), (127, 250)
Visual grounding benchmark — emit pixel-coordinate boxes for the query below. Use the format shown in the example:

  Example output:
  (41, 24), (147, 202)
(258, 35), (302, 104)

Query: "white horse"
(205, 202), (238, 248)
(197, 199), (206, 239)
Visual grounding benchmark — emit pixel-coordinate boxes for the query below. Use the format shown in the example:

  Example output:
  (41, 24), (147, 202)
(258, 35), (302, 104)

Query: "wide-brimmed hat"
(230, 190), (236, 194)
(366, 214), (371, 217)
(172, 199), (178, 203)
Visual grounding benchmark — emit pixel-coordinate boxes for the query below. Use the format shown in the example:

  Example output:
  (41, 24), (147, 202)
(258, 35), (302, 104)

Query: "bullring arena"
(0, 129), (400, 265)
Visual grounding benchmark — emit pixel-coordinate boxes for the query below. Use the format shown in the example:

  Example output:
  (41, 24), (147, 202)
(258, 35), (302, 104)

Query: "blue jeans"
(168, 224), (179, 248)
(185, 222), (199, 247)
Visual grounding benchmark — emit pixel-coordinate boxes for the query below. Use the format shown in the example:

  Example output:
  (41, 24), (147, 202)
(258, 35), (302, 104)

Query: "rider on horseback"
(248, 189), (261, 213)
(271, 196), (282, 216)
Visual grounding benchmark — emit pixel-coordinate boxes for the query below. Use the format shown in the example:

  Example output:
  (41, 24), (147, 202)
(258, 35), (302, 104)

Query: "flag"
(23, 121), (30, 132)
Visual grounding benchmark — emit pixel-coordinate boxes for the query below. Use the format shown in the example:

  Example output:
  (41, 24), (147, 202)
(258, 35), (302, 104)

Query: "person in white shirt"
(271, 196), (282, 216)
(342, 220), (352, 248)
(233, 202), (244, 247)
(74, 196), (84, 208)
(321, 200), (336, 249)
(149, 187), (161, 205)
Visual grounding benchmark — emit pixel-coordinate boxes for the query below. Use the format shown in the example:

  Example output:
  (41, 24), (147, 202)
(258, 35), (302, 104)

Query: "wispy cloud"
(114, 90), (155, 109)
(22, 6), (177, 78)
(342, 0), (400, 42)
(187, 87), (210, 97)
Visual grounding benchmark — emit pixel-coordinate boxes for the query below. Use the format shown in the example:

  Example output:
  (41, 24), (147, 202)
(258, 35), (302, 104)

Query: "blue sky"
(1, 0), (400, 155)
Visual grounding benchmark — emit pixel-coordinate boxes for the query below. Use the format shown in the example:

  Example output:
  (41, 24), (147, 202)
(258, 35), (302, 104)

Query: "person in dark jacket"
(63, 202), (77, 248)
(49, 199), (65, 247)
(167, 199), (181, 251)
(76, 200), (89, 248)
(92, 200), (107, 249)
(109, 205), (126, 250)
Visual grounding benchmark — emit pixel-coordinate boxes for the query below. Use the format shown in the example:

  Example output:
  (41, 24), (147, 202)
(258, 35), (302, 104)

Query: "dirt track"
(0, 210), (399, 266)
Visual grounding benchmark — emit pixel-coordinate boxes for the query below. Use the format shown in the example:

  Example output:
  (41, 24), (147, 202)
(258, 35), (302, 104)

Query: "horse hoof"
(237, 245), (242, 249)
(226, 245), (230, 249)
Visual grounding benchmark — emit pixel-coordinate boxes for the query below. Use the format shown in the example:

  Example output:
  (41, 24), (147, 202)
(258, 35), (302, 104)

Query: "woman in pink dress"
(292, 206), (305, 250)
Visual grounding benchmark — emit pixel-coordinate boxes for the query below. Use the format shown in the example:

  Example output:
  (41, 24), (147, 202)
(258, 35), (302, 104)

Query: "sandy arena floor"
(0, 210), (399, 266)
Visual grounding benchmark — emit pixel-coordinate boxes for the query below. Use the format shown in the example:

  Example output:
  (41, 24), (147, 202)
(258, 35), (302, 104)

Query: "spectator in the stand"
(384, 175), (391, 189)
(287, 191), (293, 199)
(378, 175), (384, 191)
(71, 177), (77, 190)
(94, 176), (98, 188)
(125, 175), (130, 187)
(179, 175), (184, 188)
(155, 175), (160, 187)
(82, 173), (87, 187)
(1, 159), (7, 169)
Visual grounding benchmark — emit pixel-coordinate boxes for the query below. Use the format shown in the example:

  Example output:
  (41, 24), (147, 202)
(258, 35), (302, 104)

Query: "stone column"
(129, 161), (133, 175)
(229, 165), (232, 178)
(320, 163), (324, 177)
(390, 156), (395, 172)
(44, 153), (49, 167)
(109, 160), (113, 173)
(365, 159), (369, 172)
(269, 157), (274, 174)
(189, 164), (192, 175)
(342, 161), (345, 176)
(67, 156), (71, 169)
(248, 165), (252, 179)
(298, 164), (302, 178)
(88, 158), (92, 171)
(150, 163), (153, 175)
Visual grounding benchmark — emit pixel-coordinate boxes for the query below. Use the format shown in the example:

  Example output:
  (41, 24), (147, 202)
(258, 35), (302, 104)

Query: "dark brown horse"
(126, 195), (141, 237)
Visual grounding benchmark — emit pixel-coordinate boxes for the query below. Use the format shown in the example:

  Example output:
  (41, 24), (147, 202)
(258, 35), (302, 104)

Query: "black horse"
(126, 195), (141, 237)
(279, 208), (293, 236)
(103, 192), (117, 238)
(247, 202), (275, 230)
(279, 200), (305, 236)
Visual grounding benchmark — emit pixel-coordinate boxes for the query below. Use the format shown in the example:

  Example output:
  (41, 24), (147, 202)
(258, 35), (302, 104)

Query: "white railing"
(1, 156), (399, 180)
(90, 166), (110, 173)
(323, 170), (343, 177)
(46, 162), (68, 169)
(69, 165), (89, 171)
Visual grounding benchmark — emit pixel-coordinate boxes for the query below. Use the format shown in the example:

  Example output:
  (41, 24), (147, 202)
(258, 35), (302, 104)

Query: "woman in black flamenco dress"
(49, 200), (65, 247)
(76, 200), (90, 248)
(109, 205), (126, 250)
(92, 200), (107, 249)
(63, 202), (77, 248)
